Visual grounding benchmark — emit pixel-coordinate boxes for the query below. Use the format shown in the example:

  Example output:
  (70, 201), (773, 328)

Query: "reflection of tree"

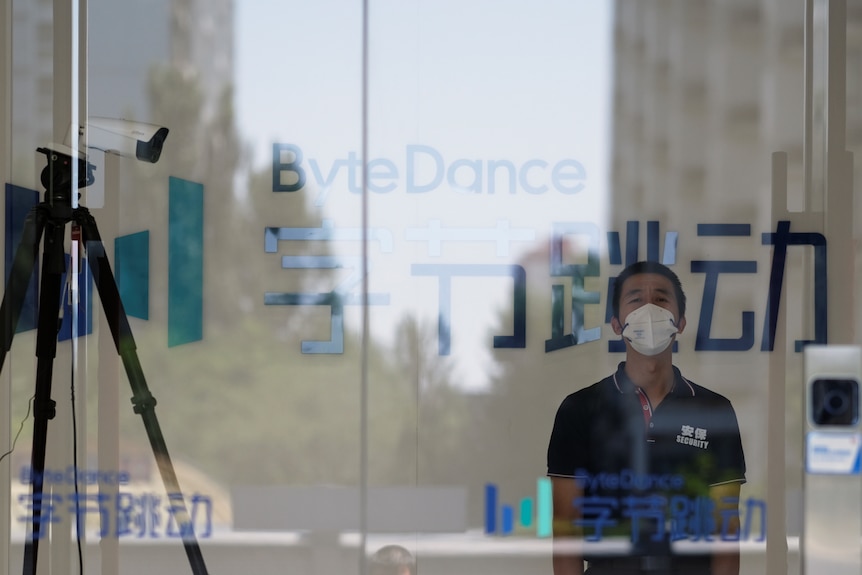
(110, 56), (474, 492)
(383, 316), (471, 485)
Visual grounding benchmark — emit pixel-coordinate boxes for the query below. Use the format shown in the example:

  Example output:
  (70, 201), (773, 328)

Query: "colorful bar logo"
(484, 478), (552, 538)
(5, 179), (204, 347)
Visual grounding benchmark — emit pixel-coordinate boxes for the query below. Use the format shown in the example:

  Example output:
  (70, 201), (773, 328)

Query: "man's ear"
(611, 316), (623, 335)
(677, 316), (686, 335)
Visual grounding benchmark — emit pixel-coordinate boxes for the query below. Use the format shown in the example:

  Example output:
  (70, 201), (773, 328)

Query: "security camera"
(802, 345), (862, 575)
(805, 346), (862, 430)
(810, 377), (860, 426)
(33, 118), (169, 201)
(68, 117), (170, 163)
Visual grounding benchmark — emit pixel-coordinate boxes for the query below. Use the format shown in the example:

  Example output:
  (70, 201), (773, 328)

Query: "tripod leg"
(0, 206), (47, 373)
(75, 208), (209, 575)
(22, 219), (67, 575)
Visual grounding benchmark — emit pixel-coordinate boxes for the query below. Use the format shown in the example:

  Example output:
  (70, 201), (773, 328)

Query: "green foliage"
(85, 56), (479, 495)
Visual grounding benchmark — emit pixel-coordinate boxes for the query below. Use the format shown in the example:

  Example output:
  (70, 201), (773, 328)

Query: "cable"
(0, 394), (35, 464)
(70, 367), (84, 575)
(67, 233), (85, 575)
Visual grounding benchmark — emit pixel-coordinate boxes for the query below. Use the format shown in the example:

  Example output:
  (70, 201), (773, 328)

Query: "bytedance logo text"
(272, 143), (587, 204)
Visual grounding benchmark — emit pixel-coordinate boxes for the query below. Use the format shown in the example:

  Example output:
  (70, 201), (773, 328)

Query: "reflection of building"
(10, 0), (233, 143)
(87, 0), (171, 121)
(611, 0), (808, 229)
(610, 0), (862, 537)
(609, 0), (795, 528)
(9, 1), (54, 150)
(611, 0), (862, 313)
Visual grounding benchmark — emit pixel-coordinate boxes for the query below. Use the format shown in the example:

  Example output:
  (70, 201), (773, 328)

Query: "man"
(369, 544), (416, 575)
(547, 261), (746, 575)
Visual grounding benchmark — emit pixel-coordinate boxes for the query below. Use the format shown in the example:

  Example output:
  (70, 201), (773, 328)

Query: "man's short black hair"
(612, 261), (686, 320)
(369, 544), (416, 575)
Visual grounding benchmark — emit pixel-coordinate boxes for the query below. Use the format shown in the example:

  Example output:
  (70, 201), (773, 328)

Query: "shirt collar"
(611, 361), (696, 397)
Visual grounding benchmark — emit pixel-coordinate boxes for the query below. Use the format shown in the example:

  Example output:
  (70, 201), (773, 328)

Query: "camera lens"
(823, 389), (849, 416)
(812, 378), (860, 426)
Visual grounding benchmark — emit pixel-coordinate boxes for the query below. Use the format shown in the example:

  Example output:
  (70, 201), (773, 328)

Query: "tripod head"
(36, 146), (95, 206)
(34, 117), (170, 208)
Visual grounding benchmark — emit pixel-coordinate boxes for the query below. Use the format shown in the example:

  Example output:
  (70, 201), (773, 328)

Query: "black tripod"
(0, 147), (209, 575)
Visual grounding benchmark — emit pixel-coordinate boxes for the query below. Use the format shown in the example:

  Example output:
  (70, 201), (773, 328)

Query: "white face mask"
(621, 303), (679, 356)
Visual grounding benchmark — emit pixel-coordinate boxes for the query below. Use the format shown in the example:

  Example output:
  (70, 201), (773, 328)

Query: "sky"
(234, 0), (614, 389)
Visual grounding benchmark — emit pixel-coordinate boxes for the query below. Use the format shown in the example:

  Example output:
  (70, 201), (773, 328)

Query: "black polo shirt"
(547, 362), (746, 568)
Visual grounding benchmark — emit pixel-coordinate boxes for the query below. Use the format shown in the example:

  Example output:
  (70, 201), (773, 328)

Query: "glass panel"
(363, 1), (612, 572)
(3, 0), (862, 574)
